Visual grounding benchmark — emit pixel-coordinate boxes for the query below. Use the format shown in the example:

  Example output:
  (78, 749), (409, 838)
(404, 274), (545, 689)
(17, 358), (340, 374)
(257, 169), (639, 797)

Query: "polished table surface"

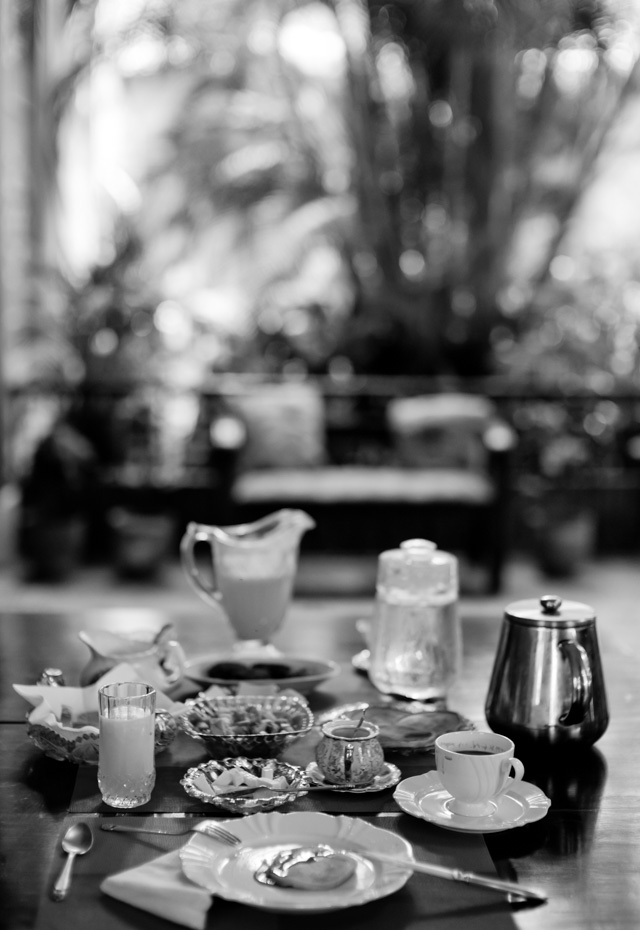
(1, 595), (639, 929)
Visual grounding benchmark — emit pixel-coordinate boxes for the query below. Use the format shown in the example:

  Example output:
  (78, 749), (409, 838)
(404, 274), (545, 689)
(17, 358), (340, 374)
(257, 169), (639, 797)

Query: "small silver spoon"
(52, 822), (94, 901)
(353, 705), (368, 730)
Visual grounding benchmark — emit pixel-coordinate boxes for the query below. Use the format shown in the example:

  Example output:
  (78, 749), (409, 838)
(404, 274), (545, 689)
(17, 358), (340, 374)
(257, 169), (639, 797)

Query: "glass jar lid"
(376, 539), (458, 598)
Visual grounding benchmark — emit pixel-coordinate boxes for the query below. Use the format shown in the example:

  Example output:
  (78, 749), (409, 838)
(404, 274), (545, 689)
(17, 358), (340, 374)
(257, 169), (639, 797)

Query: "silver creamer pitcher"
(485, 594), (609, 749)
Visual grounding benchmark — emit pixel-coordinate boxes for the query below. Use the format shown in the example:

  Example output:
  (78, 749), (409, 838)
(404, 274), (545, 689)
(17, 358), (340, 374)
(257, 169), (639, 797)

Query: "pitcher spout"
(209, 509), (315, 547)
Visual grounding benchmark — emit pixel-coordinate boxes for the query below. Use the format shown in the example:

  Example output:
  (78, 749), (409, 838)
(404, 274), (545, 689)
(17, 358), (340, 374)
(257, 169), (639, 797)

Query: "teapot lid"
(505, 594), (596, 628)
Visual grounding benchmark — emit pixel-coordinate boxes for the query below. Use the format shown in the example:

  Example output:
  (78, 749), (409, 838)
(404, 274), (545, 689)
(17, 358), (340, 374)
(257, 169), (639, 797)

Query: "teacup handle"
(180, 523), (222, 610)
(501, 757), (525, 794)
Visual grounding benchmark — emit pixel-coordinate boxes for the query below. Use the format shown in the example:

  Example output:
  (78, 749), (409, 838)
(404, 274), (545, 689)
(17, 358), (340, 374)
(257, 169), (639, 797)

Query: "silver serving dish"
(27, 708), (178, 765)
(181, 757), (309, 813)
(177, 692), (314, 758)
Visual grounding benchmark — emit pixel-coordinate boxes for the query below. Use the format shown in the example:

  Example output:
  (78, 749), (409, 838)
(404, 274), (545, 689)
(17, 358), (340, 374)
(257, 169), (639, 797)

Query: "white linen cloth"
(101, 849), (212, 929)
(13, 662), (184, 727)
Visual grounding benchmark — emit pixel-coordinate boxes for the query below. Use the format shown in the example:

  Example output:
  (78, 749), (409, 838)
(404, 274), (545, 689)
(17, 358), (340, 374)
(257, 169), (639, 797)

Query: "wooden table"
(1, 596), (639, 929)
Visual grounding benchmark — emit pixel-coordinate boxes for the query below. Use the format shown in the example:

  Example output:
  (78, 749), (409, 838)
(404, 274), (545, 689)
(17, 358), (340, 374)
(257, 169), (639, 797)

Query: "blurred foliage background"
(10, 0), (640, 391)
(5, 0), (640, 576)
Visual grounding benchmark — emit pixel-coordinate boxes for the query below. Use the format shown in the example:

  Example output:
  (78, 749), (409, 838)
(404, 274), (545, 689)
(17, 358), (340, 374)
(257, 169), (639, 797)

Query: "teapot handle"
(558, 640), (592, 725)
(180, 523), (223, 611)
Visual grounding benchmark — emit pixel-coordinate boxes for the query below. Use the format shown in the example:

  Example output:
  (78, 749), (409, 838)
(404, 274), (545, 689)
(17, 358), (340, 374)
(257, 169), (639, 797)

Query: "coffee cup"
(435, 730), (524, 816)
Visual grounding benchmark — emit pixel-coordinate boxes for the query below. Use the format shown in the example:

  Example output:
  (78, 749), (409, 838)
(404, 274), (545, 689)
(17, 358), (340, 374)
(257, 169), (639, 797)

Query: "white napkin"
(101, 849), (212, 929)
(13, 661), (185, 733)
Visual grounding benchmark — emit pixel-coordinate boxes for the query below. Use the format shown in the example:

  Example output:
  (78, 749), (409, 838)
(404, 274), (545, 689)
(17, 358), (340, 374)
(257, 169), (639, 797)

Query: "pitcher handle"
(180, 523), (223, 611)
(160, 639), (186, 685)
(558, 639), (593, 725)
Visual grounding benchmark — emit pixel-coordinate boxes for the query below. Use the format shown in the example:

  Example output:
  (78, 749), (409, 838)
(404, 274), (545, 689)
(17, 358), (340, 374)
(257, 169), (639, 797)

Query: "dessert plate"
(180, 811), (413, 912)
(304, 761), (402, 794)
(393, 772), (551, 833)
(317, 703), (474, 754)
(184, 653), (340, 695)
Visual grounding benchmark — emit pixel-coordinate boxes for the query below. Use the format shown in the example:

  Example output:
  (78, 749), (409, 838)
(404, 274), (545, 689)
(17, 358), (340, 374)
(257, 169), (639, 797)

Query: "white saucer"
(393, 771), (551, 833)
(305, 761), (402, 794)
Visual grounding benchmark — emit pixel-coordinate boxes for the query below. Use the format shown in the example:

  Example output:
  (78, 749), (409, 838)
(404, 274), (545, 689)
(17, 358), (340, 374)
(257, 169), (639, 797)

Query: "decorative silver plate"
(177, 693), (313, 758)
(304, 760), (402, 793)
(181, 757), (309, 814)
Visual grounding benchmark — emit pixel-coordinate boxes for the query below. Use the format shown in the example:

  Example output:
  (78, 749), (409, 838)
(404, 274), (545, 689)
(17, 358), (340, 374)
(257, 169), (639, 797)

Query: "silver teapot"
(485, 594), (609, 749)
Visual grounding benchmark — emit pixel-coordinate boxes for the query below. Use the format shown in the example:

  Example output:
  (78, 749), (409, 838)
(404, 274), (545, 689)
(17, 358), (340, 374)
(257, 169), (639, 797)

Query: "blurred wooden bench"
(204, 383), (516, 593)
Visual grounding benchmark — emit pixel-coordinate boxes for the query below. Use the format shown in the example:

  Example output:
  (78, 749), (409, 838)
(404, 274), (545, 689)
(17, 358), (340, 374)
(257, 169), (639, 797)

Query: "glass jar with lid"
(368, 539), (461, 701)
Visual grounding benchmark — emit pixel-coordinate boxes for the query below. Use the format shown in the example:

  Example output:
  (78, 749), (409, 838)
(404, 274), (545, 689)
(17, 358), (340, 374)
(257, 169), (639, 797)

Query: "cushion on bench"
(233, 466), (495, 505)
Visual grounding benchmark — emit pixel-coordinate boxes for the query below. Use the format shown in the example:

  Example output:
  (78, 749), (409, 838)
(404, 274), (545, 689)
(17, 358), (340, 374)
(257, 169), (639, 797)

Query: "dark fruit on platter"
(206, 661), (304, 681)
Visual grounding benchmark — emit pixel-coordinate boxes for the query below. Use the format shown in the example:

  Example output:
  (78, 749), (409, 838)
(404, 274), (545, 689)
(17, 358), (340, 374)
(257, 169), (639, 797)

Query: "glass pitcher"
(180, 509), (315, 650)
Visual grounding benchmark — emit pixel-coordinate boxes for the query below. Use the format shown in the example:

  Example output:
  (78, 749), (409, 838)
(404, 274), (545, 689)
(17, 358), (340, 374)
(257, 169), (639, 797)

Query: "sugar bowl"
(315, 718), (385, 786)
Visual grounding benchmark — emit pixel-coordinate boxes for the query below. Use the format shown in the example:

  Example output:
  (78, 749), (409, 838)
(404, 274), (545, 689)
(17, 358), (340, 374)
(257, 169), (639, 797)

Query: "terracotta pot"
(535, 509), (596, 578)
(28, 517), (86, 582)
(108, 508), (174, 579)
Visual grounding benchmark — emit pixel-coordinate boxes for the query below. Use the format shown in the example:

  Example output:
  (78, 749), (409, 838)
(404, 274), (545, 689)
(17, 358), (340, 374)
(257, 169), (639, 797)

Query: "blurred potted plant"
(19, 419), (98, 581)
(12, 226), (188, 579)
(518, 404), (597, 578)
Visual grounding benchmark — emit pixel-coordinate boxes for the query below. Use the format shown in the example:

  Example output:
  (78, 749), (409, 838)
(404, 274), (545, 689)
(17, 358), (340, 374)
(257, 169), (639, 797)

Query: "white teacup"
(435, 730), (524, 817)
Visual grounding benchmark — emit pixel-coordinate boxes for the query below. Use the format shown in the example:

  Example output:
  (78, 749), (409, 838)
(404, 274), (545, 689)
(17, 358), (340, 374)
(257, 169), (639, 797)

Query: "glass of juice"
(98, 681), (156, 808)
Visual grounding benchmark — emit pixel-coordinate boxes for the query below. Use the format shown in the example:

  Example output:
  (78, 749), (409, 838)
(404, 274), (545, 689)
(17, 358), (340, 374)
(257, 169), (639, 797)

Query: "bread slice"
(273, 853), (356, 890)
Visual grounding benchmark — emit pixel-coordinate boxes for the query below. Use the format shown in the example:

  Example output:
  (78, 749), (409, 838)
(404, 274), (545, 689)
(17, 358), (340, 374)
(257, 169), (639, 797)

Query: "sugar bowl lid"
(504, 594), (596, 628)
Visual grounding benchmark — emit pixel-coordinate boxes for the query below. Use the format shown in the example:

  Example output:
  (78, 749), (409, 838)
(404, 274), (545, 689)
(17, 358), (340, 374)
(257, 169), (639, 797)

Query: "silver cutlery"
(101, 822), (240, 845)
(363, 850), (546, 903)
(101, 822), (545, 902)
(52, 822), (94, 901)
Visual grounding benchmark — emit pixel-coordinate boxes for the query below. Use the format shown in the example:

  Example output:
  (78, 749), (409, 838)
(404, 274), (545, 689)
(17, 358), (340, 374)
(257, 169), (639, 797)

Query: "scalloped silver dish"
(26, 708), (178, 765)
(304, 761), (402, 794)
(181, 757), (309, 814)
(177, 692), (314, 758)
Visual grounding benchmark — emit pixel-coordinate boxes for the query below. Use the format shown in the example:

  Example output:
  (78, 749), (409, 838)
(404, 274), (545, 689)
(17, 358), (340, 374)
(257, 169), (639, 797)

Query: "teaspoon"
(353, 705), (368, 730)
(51, 822), (94, 901)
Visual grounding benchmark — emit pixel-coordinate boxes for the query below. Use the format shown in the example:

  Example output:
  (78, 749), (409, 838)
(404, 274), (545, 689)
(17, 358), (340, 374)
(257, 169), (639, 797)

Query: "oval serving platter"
(184, 653), (340, 696)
